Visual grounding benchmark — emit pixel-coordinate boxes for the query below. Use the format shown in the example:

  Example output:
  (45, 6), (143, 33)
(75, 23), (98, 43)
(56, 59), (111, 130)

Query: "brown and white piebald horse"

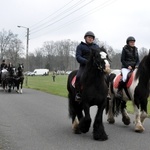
(107, 51), (150, 132)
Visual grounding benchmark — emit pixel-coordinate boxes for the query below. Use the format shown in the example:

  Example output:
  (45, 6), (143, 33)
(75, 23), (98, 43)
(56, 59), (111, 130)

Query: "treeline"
(0, 29), (149, 71)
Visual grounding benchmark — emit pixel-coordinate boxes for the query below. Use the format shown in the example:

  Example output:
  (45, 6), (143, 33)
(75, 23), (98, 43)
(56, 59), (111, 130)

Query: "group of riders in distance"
(67, 31), (150, 141)
(0, 60), (24, 93)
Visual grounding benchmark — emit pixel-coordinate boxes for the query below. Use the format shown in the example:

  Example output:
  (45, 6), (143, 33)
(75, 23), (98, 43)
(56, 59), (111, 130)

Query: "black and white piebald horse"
(107, 51), (150, 132)
(67, 47), (111, 141)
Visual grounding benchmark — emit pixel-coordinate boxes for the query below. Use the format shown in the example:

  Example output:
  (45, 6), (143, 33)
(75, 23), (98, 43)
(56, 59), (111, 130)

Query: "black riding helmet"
(84, 31), (95, 39)
(126, 36), (136, 44)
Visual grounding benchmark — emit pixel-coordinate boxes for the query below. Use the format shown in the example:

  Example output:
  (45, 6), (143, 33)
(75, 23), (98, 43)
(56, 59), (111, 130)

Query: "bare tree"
(0, 29), (24, 65)
(0, 29), (14, 60)
(139, 47), (148, 60)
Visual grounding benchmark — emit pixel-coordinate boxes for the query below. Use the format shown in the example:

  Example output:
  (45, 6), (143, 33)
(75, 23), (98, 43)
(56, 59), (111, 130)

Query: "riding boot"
(116, 80), (125, 99)
(75, 82), (81, 102)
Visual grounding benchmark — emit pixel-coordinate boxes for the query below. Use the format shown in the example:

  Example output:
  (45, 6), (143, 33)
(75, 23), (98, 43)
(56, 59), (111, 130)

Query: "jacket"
(121, 45), (140, 69)
(76, 42), (100, 67)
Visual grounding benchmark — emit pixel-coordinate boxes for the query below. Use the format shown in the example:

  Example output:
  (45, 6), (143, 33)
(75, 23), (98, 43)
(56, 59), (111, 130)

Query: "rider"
(75, 31), (100, 102)
(0, 59), (7, 83)
(0, 59), (7, 70)
(117, 36), (140, 98)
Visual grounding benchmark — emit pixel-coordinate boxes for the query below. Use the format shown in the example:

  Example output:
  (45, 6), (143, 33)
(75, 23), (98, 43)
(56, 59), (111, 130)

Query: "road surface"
(0, 88), (149, 150)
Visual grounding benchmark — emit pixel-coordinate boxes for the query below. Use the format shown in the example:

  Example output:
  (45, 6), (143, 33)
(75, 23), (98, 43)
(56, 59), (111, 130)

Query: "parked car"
(56, 70), (65, 75)
(25, 71), (34, 76)
(65, 71), (72, 75)
(33, 69), (49, 76)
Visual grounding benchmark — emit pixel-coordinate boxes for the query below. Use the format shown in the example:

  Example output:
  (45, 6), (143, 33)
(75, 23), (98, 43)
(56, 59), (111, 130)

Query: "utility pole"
(17, 26), (29, 86)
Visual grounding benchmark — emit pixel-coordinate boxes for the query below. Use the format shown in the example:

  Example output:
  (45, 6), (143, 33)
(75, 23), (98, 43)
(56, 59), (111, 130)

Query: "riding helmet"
(84, 31), (95, 39)
(126, 36), (136, 44)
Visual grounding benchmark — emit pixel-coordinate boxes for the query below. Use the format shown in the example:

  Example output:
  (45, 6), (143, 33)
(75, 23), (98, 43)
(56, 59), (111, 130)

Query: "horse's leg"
(72, 104), (83, 134)
(68, 90), (82, 134)
(79, 103), (91, 133)
(107, 98), (115, 124)
(93, 103), (108, 141)
(140, 111), (147, 124)
(121, 101), (130, 125)
(140, 98), (148, 124)
(20, 81), (23, 94)
(15, 81), (19, 93)
(8, 83), (11, 93)
(107, 95), (115, 124)
(72, 112), (83, 134)
(134, 105), (145, 132)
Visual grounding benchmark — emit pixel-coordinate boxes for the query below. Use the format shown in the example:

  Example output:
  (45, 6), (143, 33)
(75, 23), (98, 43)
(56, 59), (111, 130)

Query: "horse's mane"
(135, 52), (150, 80)
(81, 46), (108, 84)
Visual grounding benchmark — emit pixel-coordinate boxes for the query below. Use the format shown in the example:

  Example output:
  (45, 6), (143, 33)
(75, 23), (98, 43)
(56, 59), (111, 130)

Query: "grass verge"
(24, 75), (150, 116)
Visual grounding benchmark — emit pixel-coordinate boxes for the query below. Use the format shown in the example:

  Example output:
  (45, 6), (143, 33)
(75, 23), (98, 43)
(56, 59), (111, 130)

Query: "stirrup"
(75, 93), (81, 102)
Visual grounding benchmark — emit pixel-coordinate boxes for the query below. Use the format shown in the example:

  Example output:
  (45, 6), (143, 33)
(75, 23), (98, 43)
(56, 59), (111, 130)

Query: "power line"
(30, 0), (117, 40)
(29, 0), (75, 29)
(30, 0), (87, 32)
(30, 0), (95, 35)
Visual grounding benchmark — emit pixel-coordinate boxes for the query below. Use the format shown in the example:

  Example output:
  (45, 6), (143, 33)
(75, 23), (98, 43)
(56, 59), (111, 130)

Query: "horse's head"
(91, 47), (111, 73)
(18, 63), (24, 72)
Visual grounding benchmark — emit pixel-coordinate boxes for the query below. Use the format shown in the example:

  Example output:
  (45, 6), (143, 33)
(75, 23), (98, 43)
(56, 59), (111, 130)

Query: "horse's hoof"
(72, 126), (81, 134)
(79, 118), (91, 133)
(93, 130), (108, 141)
(122, 116), (130, 125)
(135, 124), (145, 132)
(72, 119), (81, 134)
(107, 118), (115, 124)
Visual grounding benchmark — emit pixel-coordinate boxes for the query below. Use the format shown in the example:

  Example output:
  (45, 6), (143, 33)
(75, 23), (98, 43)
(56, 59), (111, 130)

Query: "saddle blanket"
(71, 76), (76, 88)
(113, 72), (135, 89)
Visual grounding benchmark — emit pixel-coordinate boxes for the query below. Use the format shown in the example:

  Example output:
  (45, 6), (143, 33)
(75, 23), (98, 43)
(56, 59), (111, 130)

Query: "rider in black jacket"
(117, 36), (140, 98)
(0, 60), (7, 70)
(75, 31), (100, 102)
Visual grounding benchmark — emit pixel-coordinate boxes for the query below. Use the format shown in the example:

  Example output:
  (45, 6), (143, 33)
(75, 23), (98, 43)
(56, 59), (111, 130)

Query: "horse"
(106, 51), (150, 132)
(67, 47), (111, 141)
(1, 63), (16, 92)
(14, 63), (24, 93)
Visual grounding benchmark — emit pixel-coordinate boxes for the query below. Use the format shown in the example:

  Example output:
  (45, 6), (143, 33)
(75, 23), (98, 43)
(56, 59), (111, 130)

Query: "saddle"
(113, 71), (134, 89)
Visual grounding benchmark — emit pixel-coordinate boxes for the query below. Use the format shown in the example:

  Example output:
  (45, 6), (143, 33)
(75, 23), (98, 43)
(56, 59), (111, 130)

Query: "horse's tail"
(67, 70), (77, 118)
(105, 73), (121, 116)
(105, 73), (115, 114)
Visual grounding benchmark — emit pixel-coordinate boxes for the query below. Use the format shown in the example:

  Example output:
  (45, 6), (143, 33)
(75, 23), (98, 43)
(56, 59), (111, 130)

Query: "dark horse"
(107, 51), (150, 132)
(14, 64), (24, 93)
(67, 47), (111, 141)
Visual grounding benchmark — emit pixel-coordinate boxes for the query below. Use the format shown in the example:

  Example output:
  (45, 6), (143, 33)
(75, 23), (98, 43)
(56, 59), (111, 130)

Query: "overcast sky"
(0, 0), (150, 53)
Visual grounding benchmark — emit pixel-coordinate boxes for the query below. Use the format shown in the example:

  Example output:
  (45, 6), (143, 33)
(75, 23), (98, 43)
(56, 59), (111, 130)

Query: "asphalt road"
(0, 88), (149, 150)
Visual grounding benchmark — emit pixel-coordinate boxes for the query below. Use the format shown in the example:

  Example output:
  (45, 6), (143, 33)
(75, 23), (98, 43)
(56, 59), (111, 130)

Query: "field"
(24, 75), (150, 115)
(24, 75), (68, 97)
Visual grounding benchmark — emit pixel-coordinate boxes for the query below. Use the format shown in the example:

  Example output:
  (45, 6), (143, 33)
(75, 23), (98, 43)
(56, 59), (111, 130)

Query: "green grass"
(24, 75), (68, 97)
(24, 75), (150, 115)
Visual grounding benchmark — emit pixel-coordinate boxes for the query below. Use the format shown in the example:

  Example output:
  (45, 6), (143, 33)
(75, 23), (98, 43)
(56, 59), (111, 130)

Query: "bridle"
(93, 52), (110, 71)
